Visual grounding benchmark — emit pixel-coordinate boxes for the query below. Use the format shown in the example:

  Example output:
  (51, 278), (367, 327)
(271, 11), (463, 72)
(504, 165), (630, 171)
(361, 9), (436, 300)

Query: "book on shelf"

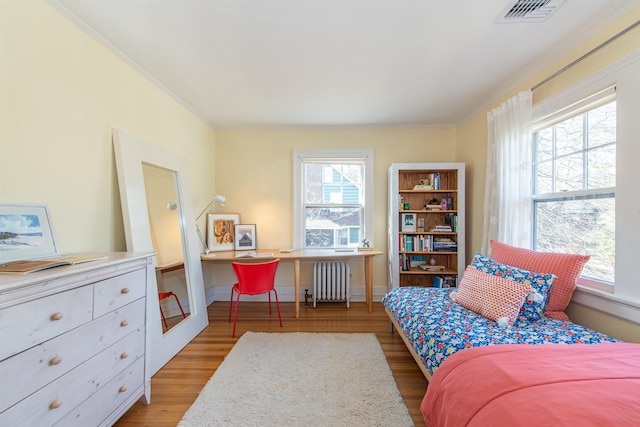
(425, 204), (442, 210)
(0, 254), (107, 275)
(419, 264), (446, 272)
(234, 251), (274, 258)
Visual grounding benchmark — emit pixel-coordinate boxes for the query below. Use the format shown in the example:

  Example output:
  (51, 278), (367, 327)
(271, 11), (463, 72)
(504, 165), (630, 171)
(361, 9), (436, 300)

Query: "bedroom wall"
(209, 128), (456, 299)
(0, 1), (217, 254)
(454, 7), (640, 341)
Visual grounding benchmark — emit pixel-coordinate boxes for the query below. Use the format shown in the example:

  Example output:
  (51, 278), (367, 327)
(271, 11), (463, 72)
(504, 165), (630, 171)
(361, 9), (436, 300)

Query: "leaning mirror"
(113, 129), (208, 375)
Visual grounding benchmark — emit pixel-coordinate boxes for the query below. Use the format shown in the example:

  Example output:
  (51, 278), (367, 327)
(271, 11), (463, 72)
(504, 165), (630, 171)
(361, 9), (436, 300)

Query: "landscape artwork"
(0, 204), (59, 263)
(0, 214), (45, 252)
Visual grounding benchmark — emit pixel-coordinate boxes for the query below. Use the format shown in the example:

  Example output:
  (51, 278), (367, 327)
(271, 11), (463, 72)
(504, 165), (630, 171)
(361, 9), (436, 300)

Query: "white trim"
(293, 149), (374, 249)
(572, 285), (640, 325)
(533, 49), (640, 122)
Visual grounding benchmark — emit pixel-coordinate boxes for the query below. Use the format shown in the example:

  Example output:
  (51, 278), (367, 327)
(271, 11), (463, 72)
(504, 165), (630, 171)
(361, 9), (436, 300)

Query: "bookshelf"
(388, 163), (465, 289)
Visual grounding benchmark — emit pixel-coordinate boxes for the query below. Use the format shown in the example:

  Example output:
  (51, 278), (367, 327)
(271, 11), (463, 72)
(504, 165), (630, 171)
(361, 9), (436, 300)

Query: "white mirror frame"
(113, 129), (208, 375)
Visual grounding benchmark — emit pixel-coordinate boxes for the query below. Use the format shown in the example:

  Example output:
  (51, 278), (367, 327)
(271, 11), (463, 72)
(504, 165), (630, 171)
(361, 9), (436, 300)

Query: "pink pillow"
(452, 266), (533, 327)
(490, 240), (590, 314)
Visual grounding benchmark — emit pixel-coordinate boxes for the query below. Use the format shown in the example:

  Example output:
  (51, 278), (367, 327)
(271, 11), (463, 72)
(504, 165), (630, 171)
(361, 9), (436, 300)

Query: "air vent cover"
(495, 0), (566, 23)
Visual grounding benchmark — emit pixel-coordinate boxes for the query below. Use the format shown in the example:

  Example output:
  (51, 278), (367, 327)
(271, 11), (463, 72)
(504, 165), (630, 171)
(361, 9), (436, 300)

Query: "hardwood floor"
(115, 301), (428, 426)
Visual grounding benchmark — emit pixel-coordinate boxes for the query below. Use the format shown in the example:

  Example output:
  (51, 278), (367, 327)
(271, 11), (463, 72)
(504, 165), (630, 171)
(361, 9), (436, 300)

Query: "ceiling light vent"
(495, 0), (566, 23)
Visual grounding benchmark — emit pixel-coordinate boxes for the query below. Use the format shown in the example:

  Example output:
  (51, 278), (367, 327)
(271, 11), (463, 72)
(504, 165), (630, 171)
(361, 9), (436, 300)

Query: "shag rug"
(178, 332), (414, 427)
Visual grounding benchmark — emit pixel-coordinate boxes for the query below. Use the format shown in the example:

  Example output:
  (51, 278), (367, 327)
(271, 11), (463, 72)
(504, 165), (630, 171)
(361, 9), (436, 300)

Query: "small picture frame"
(206, 213), (240, 252)
(401, 213), (416, 232)
(0, 203), (60, 263)
(234, 224), (256, 251)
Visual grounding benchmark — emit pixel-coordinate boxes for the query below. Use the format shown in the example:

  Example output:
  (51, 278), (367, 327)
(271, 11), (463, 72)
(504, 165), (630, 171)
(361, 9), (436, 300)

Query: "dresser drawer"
(0, 298), (145, 411)
(54, 357), (145, 427)
(93, 268), (146, 317)
(0, 285), (93, 361)
(0, 326), (145, 426)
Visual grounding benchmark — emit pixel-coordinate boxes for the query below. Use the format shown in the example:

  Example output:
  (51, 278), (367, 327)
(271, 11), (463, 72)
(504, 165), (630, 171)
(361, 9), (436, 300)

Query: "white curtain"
(481, 90), (533, 256)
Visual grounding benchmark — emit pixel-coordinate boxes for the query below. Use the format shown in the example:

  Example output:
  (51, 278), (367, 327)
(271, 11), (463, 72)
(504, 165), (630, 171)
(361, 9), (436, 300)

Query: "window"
(532, 90), (616, 283)
(293, 149), (374, 249)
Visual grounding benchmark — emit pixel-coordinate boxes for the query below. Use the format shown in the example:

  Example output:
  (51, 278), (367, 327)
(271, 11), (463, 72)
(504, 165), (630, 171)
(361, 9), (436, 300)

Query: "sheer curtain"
(481, 90), (533, 255)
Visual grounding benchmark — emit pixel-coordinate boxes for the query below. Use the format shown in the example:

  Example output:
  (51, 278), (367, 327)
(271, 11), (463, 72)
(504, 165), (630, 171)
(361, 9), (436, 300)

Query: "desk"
(201, 249), (383, 318)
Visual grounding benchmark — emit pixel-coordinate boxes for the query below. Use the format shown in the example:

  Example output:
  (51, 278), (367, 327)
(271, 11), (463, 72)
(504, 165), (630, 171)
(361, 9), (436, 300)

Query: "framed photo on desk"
(234, 224), (256, 250)
(206, 213), (239, 252)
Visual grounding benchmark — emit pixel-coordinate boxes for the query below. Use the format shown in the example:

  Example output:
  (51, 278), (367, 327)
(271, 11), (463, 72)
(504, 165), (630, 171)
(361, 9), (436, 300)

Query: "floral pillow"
(471, 252), (554, 321)
(451, 266), (533, 327)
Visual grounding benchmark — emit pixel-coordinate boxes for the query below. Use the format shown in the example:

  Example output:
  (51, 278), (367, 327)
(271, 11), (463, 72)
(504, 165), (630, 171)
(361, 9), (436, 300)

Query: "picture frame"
(0, 203), (60, 263)
(234, 224), (256, 251)
(206, 213), (240, 252)
(401, 213), (416, 232)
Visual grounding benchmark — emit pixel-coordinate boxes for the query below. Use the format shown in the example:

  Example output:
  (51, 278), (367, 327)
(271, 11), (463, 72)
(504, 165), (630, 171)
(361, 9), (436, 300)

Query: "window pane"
(535, 128), (553, 162)
(304, 163), (323, 203)
(587, 102), (616, 148)
(305, 207), (361, 248)
(587, 144), (616, 189)
(555, 153), (583, 192)
(535, 196), (614, 282)
(534, 159), (553, 194)
(555, 115), (584, 156)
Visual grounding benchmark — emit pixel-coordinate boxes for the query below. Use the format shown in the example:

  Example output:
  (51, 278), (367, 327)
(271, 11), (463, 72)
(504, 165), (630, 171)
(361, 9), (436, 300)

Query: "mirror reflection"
(142, 163), (190, 333)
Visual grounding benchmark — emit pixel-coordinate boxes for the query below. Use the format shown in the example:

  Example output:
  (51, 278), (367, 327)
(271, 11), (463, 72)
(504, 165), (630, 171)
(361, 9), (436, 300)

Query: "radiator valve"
(304, 289), (312, 306)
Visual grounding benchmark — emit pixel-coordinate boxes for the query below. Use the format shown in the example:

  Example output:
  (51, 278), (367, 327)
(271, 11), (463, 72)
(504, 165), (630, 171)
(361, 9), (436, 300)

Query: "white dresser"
(0, 253), (154, 426)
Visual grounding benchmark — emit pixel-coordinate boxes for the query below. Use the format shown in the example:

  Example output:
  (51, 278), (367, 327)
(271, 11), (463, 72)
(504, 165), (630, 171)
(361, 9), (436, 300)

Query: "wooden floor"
(115, 301), (429, 427)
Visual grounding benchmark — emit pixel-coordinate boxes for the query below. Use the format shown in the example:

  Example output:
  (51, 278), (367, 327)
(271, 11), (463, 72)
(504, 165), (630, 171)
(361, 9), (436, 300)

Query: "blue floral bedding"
(382, 286), (618, 377)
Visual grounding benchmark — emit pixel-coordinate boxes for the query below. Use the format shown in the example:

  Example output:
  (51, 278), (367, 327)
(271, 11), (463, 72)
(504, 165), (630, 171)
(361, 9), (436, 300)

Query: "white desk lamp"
(196, 194), (226, 255)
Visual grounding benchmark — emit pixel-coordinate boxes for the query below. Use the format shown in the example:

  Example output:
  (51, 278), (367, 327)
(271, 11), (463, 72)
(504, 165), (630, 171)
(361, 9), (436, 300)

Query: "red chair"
(229, 259), (281, 337)
(158, 291), (187, 329)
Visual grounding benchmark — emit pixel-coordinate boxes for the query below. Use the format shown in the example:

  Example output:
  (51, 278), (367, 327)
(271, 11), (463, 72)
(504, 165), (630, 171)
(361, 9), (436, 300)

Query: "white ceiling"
(49, 0), (639, 129)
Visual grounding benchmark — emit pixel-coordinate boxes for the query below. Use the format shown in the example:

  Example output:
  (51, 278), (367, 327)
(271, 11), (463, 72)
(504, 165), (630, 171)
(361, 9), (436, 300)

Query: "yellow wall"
(212, 128), (456, 290)
(0, 0), (216, 254)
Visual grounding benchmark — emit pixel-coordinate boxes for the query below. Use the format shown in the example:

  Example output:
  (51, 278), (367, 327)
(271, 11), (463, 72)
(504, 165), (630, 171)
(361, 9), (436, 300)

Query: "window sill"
(572, 283), (640, 325)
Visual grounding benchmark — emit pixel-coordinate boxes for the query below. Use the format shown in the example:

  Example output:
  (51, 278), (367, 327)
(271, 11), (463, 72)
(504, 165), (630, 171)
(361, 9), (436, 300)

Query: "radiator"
(313, 261), (351, 308)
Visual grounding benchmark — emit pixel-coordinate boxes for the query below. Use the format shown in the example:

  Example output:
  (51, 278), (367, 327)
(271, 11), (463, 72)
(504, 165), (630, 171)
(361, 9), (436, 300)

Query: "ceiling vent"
(495, 0), (566, 23)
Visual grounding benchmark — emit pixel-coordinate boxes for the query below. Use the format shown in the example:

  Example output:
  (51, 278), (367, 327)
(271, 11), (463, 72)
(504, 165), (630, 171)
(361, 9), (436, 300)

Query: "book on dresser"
(0, 254), (107, 274)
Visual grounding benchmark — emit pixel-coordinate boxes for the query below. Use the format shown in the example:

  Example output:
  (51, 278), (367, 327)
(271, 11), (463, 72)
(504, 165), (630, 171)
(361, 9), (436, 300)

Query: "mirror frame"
(113, 129), (208, 375)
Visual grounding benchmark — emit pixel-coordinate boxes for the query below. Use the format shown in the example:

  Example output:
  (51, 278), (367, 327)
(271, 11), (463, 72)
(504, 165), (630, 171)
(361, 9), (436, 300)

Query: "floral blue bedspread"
(382, 287), (618, 377)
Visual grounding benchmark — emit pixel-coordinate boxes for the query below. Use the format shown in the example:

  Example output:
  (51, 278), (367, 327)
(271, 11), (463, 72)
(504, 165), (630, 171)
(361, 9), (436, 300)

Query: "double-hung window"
(532, 87), (616, 283)
(293, 149), (374, 249)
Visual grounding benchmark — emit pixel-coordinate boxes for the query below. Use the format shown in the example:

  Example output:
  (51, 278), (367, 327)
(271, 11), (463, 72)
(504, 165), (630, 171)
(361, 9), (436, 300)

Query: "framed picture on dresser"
(0, 203), (60, 263)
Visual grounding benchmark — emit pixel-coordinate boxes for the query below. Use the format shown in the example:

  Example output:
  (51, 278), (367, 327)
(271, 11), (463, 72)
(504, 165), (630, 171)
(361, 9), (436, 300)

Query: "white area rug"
(178, 332), (414, 427)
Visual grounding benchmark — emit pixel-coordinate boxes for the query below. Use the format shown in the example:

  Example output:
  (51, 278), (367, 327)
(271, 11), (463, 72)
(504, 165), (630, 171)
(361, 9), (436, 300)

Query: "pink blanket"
(422, 342), (640, 426)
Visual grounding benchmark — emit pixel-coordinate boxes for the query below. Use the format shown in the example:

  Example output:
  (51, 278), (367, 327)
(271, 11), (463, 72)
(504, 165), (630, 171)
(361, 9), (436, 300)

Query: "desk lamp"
(196, 195), (226, 254)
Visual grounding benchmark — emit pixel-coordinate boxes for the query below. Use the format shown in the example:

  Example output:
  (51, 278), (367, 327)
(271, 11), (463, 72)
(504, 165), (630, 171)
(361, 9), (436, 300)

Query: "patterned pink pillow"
(490, 240), (590, 314)
(452, 266), (533, 327)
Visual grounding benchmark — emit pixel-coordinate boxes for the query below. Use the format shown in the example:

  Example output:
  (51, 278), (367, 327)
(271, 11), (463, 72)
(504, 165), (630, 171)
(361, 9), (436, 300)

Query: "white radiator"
(313, 261), (351, 308)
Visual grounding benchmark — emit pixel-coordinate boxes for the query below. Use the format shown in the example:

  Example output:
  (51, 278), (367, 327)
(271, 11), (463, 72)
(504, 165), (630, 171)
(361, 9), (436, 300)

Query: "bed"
(382, 285), (617, 380)
(382, 241), (637, 424)
(422, 342), (640, 426)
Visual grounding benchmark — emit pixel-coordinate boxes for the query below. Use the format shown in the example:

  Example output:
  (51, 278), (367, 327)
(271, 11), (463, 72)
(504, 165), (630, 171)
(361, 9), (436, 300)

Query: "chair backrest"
(231, 259), (280, 295)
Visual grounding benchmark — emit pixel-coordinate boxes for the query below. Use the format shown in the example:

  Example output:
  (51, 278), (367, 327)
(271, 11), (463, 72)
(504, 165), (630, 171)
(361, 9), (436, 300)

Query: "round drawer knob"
(49, 400), (62, 410)
(121, 288), (130, 294)
(49, 356), (63, 366)
(120, 352), (129, 359)
(119, 385), (128, 393)
(120, 320), (129, 327)
(50, 312), (64, 321)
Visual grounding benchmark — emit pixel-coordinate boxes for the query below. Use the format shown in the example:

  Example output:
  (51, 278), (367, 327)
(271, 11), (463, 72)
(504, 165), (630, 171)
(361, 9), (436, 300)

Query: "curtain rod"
(531, 19), (640, 91)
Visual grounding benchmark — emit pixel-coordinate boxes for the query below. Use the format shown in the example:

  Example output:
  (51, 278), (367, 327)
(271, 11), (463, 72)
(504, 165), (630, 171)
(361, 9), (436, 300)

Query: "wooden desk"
(201, 249), (383, 318)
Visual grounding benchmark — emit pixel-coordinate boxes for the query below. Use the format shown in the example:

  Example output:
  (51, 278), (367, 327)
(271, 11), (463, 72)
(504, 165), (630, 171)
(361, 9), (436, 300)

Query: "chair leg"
(171, 292), (187, 319)
(228, 287), (235, 323)
(232, 294), (241, 337)
(159, 304), (168, 329)
(273, 289), (283, 328)
(268, 292), (272, 315)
